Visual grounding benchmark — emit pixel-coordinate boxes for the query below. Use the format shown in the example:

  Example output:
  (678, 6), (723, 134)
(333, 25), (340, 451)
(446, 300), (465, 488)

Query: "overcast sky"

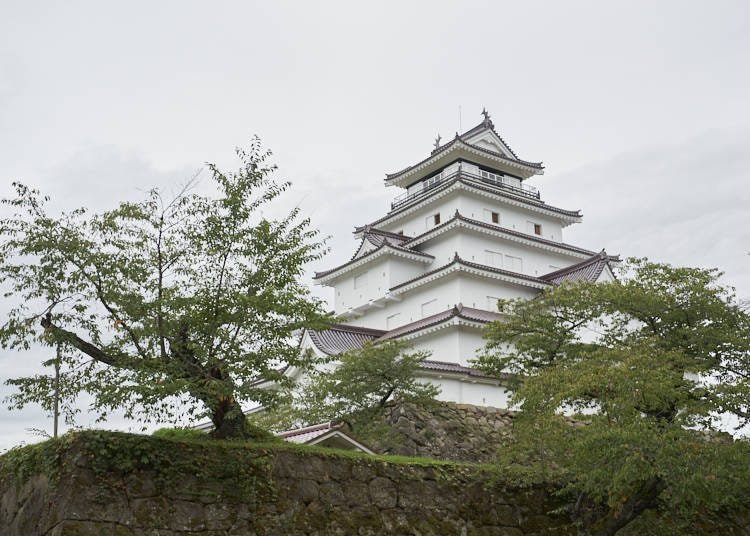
(1, 1), (748, 451)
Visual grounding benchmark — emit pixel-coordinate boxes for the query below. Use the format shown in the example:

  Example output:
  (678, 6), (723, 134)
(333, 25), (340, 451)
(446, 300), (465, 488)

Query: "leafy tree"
(257, 339), (439, 431)
(0, 139), (331, 439)
(475, 258), (750, 535)
(5, 341), (81, 437)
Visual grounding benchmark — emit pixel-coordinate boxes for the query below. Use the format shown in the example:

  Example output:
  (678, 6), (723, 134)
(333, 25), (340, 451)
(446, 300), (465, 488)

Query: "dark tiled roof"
(401, 211), (594, 257)
(540, 251), (619, 285)
(349, 228), (410, 263)
(378, 303), (504, 340)
(457, 116), (520, 160)
(389, 253), (550, 292)
(307, 324), (385, 355)
(276, 422), (377, 453)
(364, 228), (410, 247)
(314, 242), (434, 280)
(386, 134), (543, 181)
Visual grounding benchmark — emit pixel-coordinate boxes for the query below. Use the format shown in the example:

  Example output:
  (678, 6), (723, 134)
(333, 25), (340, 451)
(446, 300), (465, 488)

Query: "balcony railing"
(391, 168), (540, 210)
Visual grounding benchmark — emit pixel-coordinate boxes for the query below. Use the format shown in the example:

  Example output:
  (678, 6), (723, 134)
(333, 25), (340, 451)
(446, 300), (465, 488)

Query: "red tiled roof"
(389, 253), (551, 292)
(541, 251), (619, 285)
(278, 421), (342, 442)
(378, 303), (504, 340)
(277, 422), (377, 453)
(307, 324), (385, 355)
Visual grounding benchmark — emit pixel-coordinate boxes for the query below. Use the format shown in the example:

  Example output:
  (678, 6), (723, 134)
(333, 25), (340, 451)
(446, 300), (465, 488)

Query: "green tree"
(475, 258), (750, 535)
(0, 139), (331, 439)
(259, 339), (439, 431)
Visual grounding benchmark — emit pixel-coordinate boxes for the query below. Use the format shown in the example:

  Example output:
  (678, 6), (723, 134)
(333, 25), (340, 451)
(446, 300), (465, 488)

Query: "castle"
(297, 111), (616, 408)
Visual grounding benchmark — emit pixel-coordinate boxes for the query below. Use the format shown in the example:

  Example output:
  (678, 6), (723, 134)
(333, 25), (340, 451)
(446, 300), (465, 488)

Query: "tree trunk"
(209, 396), (249, 440)
(588, 477), (666, 535)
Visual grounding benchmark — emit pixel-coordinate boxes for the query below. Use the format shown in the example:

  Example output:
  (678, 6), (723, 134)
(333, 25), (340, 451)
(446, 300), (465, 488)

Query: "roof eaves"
(389, 254), (550, 293)
(314, 243), (434, 282)
(384, 138), (543, 185)
(402, 211), (594, 258)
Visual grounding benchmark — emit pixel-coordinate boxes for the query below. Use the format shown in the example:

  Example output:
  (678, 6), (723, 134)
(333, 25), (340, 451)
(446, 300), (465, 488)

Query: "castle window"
(534, 224), (542, 235)
(434, 213), (441, 225)
(483, 209), (500, 225)
(386, 313), (401, 329)
(527, 221), (542, 236)
(426, 213), (440, 228)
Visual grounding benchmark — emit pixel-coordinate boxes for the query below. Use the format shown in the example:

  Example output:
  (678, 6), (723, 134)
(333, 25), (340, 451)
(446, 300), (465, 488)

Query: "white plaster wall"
(457, 275), (539, 311)
(421, 375), (511, 408)
(382, 179), (567, 242)
(408, 328), (462, 363)
(332, 256), (427, 314)
(346, 276), (461, 330)
(332, 257), (387, 313)
(405, 325), (488, 367)
(413, 232), (461, 265)
(454, 191), (564, 242)
(456, 231), (583, 277)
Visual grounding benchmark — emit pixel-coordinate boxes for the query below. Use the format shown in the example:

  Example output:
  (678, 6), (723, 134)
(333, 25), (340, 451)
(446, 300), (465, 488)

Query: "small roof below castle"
(277, 422), (376, 454)
(385, 110), (544, 188)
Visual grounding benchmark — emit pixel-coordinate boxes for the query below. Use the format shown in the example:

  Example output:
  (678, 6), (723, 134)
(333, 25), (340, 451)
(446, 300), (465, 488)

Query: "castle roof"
(385, 115), (544, 187)
(377, 303), (504, 340)
(389, 253), (551, 293)
(314, 242), (434, 283)
(540, 250), (620, 285)
(306, 324), (386, 355)
(355, 176), (582, 233)
(402, 211), (595, 258)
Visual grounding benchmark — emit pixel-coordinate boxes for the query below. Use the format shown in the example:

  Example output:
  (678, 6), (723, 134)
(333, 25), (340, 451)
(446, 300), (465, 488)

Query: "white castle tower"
(299, 111), (617, 408)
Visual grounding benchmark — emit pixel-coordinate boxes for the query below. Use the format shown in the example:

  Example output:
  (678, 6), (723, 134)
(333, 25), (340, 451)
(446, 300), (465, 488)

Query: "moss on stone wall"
(1, 430), (575, 535)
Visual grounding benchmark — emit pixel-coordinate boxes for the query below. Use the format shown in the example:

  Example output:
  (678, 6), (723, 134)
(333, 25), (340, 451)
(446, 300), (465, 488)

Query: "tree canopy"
(474, 258), (750, 534)
(255, 339), (439, 432)
(0, 139), (331, 439)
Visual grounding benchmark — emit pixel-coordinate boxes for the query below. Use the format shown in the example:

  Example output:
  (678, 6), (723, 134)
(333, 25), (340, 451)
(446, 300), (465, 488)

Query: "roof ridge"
(358, 176), (582, 232)
(314, 242), (434, 280)
(326, 323), (387, 336)
(278, 421), (339, 438)
(385, 136), (543, 182)
(378, 303), (503, 341)
(539, 250), (613, 281)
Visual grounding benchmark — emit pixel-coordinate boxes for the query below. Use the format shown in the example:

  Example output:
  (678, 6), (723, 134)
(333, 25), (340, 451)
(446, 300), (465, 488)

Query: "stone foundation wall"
(356, 400), (515, 463)
(0, 431), (574, 535)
